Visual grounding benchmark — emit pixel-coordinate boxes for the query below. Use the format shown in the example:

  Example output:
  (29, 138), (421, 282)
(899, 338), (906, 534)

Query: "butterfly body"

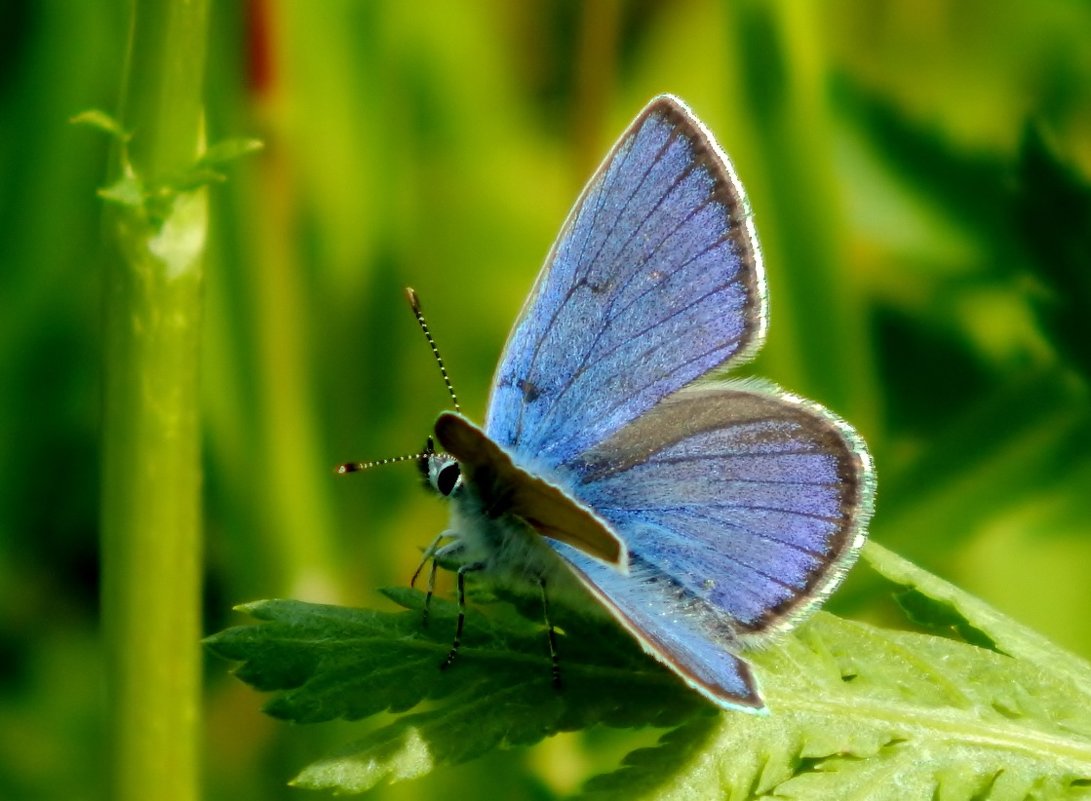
(412, 95), (874, 712)
(434, 455), (588, 605)
(421, 414), (618, 613)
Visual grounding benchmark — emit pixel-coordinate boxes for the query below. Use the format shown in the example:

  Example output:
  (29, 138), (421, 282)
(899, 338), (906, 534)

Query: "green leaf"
(70, 108), (131, 140)
(169, 167), (227, 193)
(581, 656), (1091, 800)
(893, 587), (1000, 652)
(88, 135), (262, 226)
(206, 588), (707, 794)
(197, 137), (264, 168)
(582, 569), (1091, 799)
(577, 716), (719, 799)
(97, 175), (146, 209)
(207, 550), (1091, 798)
(863, 542), (1091, 698)
(206, 587), (705, 728)
(143, 140), (262, 203)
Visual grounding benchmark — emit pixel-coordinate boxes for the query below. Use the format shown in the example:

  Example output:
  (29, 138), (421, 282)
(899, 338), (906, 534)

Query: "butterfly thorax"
(422, 448), (588, 603)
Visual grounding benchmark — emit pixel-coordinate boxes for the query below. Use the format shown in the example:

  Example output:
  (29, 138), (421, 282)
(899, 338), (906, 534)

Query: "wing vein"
(596, 501), (843, 524)
(511, 126), (681, 442)
(565, 318), (741, 449)
(517, 207), (733, 440)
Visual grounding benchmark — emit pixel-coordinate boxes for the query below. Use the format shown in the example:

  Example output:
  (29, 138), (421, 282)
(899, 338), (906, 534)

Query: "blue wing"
(485, 95), (766, 466)
(565, 381), (873, 634)
(468, 95), (873, 710)
(552, 381), (874, 709)
(551, 535), (765, 708)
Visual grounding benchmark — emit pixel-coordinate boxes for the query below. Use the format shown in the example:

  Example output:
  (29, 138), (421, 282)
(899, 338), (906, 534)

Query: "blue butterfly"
(389, 95), (874, 712)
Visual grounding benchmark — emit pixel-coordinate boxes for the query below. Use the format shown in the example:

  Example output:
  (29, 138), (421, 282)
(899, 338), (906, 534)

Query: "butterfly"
(350, 94), (874, 712)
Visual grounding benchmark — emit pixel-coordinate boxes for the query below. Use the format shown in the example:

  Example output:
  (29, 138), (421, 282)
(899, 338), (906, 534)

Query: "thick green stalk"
(101, 3), (209, 801)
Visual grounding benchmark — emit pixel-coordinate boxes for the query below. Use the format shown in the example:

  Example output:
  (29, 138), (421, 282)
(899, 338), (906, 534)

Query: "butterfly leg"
(538, 578), (562, 690)
(411, 530), (451, 626)
(440, 561), (484, 672)
(421, 559), (440, 627)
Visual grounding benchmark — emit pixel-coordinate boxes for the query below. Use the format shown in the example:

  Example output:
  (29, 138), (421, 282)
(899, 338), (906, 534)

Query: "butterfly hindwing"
(485, 95), (766, 466)
(569, 381), (874, 641)
(547, 381), (873, 708)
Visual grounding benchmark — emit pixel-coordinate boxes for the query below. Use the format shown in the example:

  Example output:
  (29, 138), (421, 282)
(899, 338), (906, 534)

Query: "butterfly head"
(417, 435), (463, 498)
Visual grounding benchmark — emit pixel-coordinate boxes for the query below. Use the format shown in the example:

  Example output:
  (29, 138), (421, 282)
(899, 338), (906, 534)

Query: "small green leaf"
(97, 175), (145, 209)
(198, 137), (264, 168)
(85, 133), (261, 224)
(172, 167), (227, 193)
(150, 140), (261, 200)
(70, 108), (130, 140)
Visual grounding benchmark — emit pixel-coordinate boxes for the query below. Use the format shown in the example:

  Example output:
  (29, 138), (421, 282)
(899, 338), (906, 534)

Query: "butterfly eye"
(436, 462), (461, 497)
(421, 450), (462, 498)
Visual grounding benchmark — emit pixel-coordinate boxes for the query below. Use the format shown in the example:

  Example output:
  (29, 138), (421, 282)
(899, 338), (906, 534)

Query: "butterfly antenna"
(406, 287), (461, 414)
(335, 451), (426, 475)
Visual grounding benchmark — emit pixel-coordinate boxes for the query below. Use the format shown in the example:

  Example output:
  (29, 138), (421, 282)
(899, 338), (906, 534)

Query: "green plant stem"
(101, 3), (209, 801)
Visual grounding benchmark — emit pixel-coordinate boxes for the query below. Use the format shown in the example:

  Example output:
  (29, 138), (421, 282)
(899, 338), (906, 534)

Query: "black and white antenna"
(335, 288), (460, 476)
(335, 451), (427, 475)
(406, 287), (461, 415)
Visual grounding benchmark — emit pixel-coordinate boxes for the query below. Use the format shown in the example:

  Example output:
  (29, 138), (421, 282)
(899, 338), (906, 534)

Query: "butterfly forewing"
(485, 95), (766, 466)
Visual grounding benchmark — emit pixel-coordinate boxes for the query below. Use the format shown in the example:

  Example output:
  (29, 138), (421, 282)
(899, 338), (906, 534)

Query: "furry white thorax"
(431, 464), (592, 608)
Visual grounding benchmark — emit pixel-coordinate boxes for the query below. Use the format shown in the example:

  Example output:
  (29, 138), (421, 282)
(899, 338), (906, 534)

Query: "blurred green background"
(2, 1), (1090, 799)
